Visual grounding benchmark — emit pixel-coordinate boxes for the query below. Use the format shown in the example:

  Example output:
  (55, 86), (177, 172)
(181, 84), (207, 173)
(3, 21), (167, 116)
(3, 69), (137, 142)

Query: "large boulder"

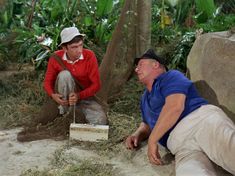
(187, 31), (235, 123)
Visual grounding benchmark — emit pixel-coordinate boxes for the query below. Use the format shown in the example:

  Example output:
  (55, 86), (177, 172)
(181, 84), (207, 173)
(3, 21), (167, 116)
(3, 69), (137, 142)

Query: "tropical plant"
(195, 0), (216, 23)
(0, 0), (124, 69)
(0, 0), (14, 28)
(168, 31), (195, 71)
(151, 0), (235, 72)
(197, 14), (235, 33)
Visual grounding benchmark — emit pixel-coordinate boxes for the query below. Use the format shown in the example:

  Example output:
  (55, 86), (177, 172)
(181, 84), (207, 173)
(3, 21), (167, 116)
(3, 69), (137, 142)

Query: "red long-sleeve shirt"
(43, 49), (101, 100)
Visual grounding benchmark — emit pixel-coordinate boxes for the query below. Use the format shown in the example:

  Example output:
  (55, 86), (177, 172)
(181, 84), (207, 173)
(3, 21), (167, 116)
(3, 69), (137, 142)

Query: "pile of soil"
(17, 98), (87, 142)
(17, 115), (71, 142)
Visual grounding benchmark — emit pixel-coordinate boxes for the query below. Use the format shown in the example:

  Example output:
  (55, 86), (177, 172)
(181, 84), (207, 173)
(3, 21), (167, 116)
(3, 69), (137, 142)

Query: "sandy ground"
(0, 128), (175, 176)
(0, 128), (232, 176)
(0, 128), (65, 176)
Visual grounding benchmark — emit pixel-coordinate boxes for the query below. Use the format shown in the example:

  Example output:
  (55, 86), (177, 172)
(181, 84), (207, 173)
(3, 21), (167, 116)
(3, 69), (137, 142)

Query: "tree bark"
(98, 0), (134, 102)
(27, 0), (37, 28)
(136, 0), (152, 56)
(98, 0), (152, 103)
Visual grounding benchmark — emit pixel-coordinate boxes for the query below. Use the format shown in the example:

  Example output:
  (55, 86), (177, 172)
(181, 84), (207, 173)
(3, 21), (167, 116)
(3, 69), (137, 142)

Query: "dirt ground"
(0, 128), (63, 176)
(1, 128), (233, 176)
(0, 128), (176, 176)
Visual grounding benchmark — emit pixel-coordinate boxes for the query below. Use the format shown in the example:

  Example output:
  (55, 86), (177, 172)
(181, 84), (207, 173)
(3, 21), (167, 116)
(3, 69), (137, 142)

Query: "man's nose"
(76, 47), (82, 53)
(135, 67), (139, 72)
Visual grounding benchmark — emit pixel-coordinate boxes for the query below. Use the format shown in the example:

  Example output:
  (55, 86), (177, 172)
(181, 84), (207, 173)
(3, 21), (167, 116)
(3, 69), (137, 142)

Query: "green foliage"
(152, 0), (235, 72)
(197, 14), (235, 32)
(97, 0), (113, 16)
(0, 0), (123, 69)
(79, 0), (123, 46)
(174, 0), (194, 25)
(195, 0), (216, 23)
(1, 0), (234, 72)
(152, 2), (176, 44)
(0, 1), (13, 28)
(168, 32), (195, 71)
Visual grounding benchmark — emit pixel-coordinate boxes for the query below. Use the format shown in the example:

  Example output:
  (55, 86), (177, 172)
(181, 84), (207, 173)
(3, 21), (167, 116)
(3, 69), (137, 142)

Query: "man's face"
(64, 40), (83, 61)
(135, 59), (156, 82)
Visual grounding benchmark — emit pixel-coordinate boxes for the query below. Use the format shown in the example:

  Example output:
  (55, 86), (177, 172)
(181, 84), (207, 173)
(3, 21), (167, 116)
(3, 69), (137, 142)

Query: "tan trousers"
(57, 70), (107, 125)
(167, 105), (235, 176)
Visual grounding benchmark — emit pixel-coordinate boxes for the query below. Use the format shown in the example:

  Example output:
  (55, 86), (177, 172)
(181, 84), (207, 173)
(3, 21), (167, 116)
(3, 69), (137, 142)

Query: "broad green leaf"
(3, 11), (8, 26)
(84, 16), (93, 27)
(67, 0), (78, 18)
(95, 23), (105, 42)
(97, 0), (113, 17)
(50, 1), (64, 21)
(175, 0), (194, 25)
(195, 0), (216, 23)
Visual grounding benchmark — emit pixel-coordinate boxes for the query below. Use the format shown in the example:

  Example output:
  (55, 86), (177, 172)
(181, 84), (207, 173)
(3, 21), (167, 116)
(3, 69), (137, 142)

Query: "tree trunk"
(27, 0), (37, 28)
(0, 0), (6, 7)
(98, 0), (134, 102)
(136, 0), (152, 56)
(98, 0), (152, 103)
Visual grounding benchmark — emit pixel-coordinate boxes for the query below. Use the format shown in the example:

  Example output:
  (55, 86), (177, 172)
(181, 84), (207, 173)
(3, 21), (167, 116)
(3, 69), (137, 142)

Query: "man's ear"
(62, 45), (67, 52)
(153, 61), (160, 69)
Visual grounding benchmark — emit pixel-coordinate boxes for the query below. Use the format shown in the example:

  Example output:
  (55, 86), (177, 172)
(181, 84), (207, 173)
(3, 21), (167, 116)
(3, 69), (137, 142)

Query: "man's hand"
(51, 93), (68, 106)
(69, 92), (79, 105)
(147, 140), (162, 165)
(125, 135), (140, 150)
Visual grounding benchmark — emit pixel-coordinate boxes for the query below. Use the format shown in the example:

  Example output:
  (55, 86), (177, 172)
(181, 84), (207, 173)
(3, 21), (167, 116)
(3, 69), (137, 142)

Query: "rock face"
(187, 31), (235, 123)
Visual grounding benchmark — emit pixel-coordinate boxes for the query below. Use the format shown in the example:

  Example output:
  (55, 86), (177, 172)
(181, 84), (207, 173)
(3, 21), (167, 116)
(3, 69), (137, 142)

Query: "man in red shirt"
(43, 26), (107, 125)
(17, 27), (107, 142)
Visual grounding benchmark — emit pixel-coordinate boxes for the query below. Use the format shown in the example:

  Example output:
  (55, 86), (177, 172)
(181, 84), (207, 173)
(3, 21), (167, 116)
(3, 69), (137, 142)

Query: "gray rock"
(187, 31), (235, 123)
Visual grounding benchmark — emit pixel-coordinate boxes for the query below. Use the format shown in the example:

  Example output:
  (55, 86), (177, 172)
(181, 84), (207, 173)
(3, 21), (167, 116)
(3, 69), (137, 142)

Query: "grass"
(21, 160), (115, 176)
(0, 70), (145, 175)
(0, 71), (45, 129)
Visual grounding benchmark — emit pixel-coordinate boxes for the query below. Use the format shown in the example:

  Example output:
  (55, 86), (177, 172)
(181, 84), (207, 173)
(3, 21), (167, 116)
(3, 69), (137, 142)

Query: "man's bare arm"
(148, 93), (186, 165)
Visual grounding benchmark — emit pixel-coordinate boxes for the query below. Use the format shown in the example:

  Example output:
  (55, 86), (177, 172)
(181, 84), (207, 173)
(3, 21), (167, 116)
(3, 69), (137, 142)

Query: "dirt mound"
(17, 115), (70, 142)
(17, 97), (86, 142)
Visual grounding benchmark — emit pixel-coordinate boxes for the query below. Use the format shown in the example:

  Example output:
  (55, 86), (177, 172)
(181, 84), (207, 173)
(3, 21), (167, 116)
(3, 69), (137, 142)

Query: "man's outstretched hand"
(147, 140), (163, 165)
(125, 135), (140, 150)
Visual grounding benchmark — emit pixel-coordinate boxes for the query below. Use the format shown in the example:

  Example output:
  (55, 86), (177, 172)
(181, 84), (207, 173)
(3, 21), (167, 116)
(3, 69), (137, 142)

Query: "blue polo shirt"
(141, 70), (208, 147)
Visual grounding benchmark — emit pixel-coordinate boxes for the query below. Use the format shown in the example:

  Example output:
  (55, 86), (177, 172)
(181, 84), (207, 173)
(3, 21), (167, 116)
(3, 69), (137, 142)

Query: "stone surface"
(187, 31), (235, 122)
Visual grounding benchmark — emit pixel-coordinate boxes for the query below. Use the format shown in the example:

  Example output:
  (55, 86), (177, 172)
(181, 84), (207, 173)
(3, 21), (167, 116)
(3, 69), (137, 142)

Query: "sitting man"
(17, 27), (107, 141)
(125, 49), (235, 175)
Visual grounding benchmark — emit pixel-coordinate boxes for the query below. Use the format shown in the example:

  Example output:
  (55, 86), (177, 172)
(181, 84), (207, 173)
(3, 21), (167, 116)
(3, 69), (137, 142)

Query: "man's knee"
(56, 70), (75, 94)
(176, 151), (216, 176)
(79, 100), (108, 125)
(58, 70), (72, 80)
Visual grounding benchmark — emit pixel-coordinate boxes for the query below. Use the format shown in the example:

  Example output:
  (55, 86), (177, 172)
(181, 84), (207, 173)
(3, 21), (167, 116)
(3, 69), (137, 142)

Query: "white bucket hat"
(59, 27), (85, 46)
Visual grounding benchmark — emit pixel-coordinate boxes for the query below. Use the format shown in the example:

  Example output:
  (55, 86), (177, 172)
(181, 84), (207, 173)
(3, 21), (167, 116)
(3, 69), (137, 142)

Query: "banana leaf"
(195, 0), (216, 23)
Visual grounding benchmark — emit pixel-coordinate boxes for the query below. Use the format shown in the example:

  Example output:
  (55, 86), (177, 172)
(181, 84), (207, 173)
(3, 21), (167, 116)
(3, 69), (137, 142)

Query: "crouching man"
(17, 27), (107, 142)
